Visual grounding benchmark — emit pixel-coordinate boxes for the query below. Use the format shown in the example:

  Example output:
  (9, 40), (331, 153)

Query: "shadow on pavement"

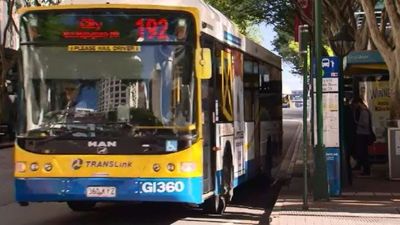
(28, 177), (281, 225)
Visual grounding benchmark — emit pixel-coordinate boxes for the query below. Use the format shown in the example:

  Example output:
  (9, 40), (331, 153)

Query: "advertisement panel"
(359, 81), (390, 143)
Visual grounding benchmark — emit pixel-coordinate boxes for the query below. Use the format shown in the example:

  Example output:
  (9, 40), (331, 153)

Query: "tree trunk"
(389, 49), (400, 122)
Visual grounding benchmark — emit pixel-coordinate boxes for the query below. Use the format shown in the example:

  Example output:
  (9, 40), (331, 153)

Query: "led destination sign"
(21, 10), (194, 43)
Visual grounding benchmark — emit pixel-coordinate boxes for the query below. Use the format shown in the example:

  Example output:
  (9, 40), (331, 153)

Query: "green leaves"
(205, 0), (269, 34)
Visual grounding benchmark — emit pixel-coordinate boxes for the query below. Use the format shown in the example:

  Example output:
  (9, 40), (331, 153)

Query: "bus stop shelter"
(343, 50), (389, 163)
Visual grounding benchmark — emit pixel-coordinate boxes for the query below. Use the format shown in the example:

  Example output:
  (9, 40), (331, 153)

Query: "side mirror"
(196, 48), (212, 79)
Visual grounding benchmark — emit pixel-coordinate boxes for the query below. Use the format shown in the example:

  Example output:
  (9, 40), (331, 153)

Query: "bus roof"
(24, 0), (281, 69)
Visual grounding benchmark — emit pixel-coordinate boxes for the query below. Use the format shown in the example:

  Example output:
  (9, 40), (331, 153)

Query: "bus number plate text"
(86, 186), (116, 198)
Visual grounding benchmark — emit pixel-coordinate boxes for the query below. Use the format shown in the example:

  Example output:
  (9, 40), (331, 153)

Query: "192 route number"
(141, 181), (184, 193)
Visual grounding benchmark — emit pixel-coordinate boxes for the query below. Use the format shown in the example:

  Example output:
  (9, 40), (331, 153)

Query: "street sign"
(313, 57), (340, 148)
(321, 57), (339, 92)
(321, 57), (339, 78)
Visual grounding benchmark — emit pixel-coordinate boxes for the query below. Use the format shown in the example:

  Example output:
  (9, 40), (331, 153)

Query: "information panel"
(313, 57), (339, 148)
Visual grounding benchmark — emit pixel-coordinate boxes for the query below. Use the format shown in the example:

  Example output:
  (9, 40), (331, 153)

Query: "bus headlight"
(153, 163), (161, 172)
(44, 163), (53, 172)
(15, 162), (26, 173)
(180, 162), (196, 173)
(30, 163), (39, 172)
(167, 163), (175, 172)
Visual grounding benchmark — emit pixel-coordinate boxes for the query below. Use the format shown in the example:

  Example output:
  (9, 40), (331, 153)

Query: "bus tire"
(202, 194), (226, 215)
(67, 201), (96, 211)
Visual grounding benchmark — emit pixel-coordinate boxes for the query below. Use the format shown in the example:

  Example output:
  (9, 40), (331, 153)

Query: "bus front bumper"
(15, 177), (203, 204)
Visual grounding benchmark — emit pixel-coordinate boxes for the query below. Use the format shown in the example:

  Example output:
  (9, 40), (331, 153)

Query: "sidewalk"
(270, 143), (400, 224)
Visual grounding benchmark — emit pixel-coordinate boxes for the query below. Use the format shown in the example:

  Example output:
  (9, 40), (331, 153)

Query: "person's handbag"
(367, 131), (376, 145)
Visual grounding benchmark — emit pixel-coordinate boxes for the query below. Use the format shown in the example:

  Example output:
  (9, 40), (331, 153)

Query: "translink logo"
(71, 159), (132, 170)
(85, 161), (132, 168)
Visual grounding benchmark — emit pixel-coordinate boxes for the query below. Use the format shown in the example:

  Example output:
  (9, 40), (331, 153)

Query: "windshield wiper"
(32, 126), (94, 143)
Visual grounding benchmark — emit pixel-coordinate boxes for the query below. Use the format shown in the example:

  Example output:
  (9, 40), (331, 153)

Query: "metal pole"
(302, 49), (309, 210)
(339, 56), (350, 187)
(313, 0), (329, 200)
(299, 24), (309, 210)
(310, 43), (315, 149)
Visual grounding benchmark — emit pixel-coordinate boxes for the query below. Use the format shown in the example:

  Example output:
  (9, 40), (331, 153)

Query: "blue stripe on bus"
(15, 177), (203, 204)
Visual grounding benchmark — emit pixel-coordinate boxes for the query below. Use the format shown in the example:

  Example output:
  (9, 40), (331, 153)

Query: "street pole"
(329, 24), (355, 188)
(299, 24), (309, 210)
(339, 56), (350, 187)
(310, 43), (314, 149)
(313, 0), (329, 200)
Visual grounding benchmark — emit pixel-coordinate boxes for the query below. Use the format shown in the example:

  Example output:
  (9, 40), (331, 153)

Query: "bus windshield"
(19, 9), (196, 138)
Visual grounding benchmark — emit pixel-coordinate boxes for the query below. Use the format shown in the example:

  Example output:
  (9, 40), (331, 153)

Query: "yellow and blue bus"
(14, 0), (282, 214)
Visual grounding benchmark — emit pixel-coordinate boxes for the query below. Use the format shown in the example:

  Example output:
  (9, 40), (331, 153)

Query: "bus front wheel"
(202, 150), (233, 214)
(202, 194), (226, 214)
(67, 201), (96, 211)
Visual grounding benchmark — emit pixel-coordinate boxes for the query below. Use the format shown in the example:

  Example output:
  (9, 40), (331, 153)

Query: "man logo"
(72, 159), (83, 170)
(88, 141), (117, 148)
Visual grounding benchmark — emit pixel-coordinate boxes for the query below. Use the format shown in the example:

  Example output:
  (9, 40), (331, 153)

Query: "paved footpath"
(270, 142), (400, 225)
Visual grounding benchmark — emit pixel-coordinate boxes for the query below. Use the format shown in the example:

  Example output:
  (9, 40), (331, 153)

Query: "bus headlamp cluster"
(167, 163), (175, 172)
(152, 163), (177, 172)
(30, 163), (39, 171)
(15, 162), (27, 173)
(180, 162), (196, 173)
(153, 163), (161, 172)
(44, 163), (53, 172)
(15, 162), (54, 172)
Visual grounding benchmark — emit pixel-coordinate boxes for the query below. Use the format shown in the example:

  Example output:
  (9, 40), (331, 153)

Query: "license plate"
(86, 186), (116, 198)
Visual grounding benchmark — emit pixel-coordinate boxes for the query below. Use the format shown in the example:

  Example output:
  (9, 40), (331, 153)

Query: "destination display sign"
(21, 10), (194, 43)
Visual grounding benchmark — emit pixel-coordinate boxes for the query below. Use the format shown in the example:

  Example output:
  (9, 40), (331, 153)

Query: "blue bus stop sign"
(321, 57), (339, 78)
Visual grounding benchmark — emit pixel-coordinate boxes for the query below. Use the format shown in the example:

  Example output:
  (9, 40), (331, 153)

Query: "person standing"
(343, 97), (356, 184)
(353, 97), (375, 176)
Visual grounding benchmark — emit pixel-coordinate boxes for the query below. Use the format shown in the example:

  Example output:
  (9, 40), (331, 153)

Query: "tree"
(205, 0), (271, 44)
(359, 0), (400, 120)
(265, 0), (371, 74)
(272, 28), (303, 74)
(0, 0), (62, 124)
(205, 0), (270, 34)
(0, 0), (19, 125)
(271, 0), (400, 120)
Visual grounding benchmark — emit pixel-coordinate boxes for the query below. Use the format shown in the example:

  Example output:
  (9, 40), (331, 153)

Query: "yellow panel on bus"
(14, 141), (203, 178)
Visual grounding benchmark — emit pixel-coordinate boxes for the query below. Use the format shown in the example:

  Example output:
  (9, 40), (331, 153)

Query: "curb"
(0, 142), (13, 149)
(274, 122), (303, 183)
(270, 122), (303, 225)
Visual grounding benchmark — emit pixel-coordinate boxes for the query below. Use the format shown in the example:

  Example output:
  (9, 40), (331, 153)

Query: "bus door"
(201, 78), (214, 193)
(231, 50), (245, 178)
(244, 85), (260, 178)
(218, 49), (245, 181)
(212, 48), (235, 192)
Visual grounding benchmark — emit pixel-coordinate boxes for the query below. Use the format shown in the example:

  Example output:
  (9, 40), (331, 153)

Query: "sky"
(258, 23), (302, 93)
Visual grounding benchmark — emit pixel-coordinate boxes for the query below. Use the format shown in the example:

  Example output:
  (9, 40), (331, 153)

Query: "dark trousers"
(355, 134), (370, 174)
